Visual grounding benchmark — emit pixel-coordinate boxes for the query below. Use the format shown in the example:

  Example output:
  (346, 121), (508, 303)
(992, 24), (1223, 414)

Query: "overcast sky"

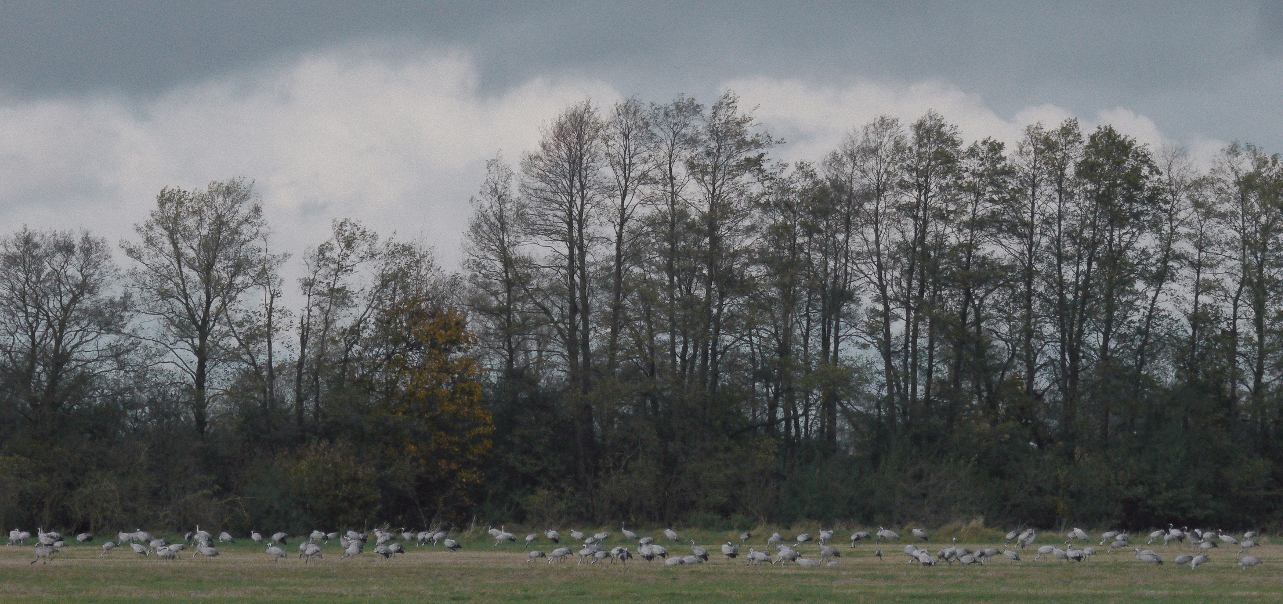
(2, 1), (1280, 276)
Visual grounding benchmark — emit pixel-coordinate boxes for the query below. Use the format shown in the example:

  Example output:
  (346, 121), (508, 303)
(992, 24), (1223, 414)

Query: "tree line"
(3, 91), (1282, 534)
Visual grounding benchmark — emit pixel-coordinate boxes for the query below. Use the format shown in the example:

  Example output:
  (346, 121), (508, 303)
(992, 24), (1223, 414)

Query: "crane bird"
(1174, 554), (1193, 565)
(621, 525), (637, 541)
(130, 542), (149, 557)
(193, 544), (220, 559)
(1134, 548), (1162, 565)
(100, 541), (118, 556)
(689, 540), (709, 561)
(547, 547), (572, 563)
(850, 531), (870, 547)
(664, 528), (680, 542)
(911, 528), (929, 542)
(219, 531), (235, 544)
(266, 544), (286, 562)
(302, 543), (323, 563)
(493, 531), (516, 547)
(1191, 554), (1210, 569)
(75, 532), (93, 544)
(527, 550), (546, 563)
(818, 529), (835, 545)
(310, 530), (326, 543)
(795, 533), (813, 546)
(1003, 550), (1020, 563)
(594, 531), (611, 542)
(443, 539), (461, 551)
(31, 545), (56, 565)
(767, 533), (783, 548)
(746, 548), (770, 566)
(819, 545), (840, 562)
(155, 546), (179, 561)
(545, 529), (560, 544)
(796, 557), (821, 567)
(525, 534), (538, 548)
(251, 531), (263, 544)
(876, 527), (899, 543)
(722, 542), (739, 559)
(569, 529), (585, 541)
(271, 532), (288, 545)
(639, 536), (655, 546)
(1238, 555), (1262, 569)
(740, 531), (752, 545)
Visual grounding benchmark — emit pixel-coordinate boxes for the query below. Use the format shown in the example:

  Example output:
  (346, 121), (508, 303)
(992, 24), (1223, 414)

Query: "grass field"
(1, 528), (1279, 602)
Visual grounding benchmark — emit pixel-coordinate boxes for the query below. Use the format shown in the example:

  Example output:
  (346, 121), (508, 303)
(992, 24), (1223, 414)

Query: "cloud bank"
(0, 45), (1220, 277)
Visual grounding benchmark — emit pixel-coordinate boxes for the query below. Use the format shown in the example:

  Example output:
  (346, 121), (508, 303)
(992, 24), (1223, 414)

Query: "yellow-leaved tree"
(373, 294), (493, 522)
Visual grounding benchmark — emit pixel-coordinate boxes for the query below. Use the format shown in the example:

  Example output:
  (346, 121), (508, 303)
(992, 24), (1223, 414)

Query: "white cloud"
(0, 46), (620, 277)
(1, 45), (1218, 295)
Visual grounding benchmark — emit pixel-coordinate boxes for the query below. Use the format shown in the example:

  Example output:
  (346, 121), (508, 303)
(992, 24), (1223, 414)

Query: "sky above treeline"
(2, 1), (1280, 271)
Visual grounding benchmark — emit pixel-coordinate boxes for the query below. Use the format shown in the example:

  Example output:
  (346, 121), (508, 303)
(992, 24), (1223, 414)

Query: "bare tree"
(123, 179), (269, 437)
(0, 229), (131, 437)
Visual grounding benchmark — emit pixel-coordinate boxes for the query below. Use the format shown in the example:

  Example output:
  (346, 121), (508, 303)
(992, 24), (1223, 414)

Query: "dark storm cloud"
(3, 1), (1278, 147)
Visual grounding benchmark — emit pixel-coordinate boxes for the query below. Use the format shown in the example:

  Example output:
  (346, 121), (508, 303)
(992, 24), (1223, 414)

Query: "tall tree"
(123, 179), (269, 437)
(0, 229), (131, 438)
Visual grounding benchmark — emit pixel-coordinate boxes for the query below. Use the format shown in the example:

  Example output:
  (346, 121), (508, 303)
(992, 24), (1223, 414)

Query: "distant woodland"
(4, 91), (1283, 533)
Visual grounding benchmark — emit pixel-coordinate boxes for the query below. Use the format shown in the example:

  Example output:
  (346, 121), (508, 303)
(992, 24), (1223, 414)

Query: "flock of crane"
(6, 523), (1268, 571)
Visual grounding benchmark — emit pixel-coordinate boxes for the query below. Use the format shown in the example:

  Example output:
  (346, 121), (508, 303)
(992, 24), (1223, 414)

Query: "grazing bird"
(1134, 548), (1162, 565)
(664, 528), (680, 542)
(796, 557), (820, 567)
(746, 548), (770, 566)
(796, 533), (813, 545)
(594, 531), (611, 542)
(99, 541), (117, 556)
(545, 529), (560, 544)
(774, 548), (800, 565)
(876, 527), (899, 543)
(493, 531), (516, 546)
(767, 533), (783, 548)
(525, 534), (538, 548)
(911, 528), (929, 542)
(722, 542), (739, 559)
(271, 532), (288, 545)
(611, 547), (633, 564)
(1174, 554), (1193, 565)
(570, 529), (585, 541)
(444, 539), (461, 551)
(75, 532), (93, 544)
(1238, 556), (1262, 569)
(130, 542), (149, 557)
(527, 550), (546, 563)
(31, 545), (56, 564)
(1191, 554), (1210, 569)
(302, 543), (323, 563)
(266, 544), (286, 561)
(740, 531), (752, 545)
(373, 544), (393, 560)
(818, 529), (835, 545)
(155, 546), (178, 561)
(310, 530), (326, 543)
(193, 544), (219, 559)
(548, 547), (573, 563)
(639, 536), (655, 546)
(819, 545), (840, 562)
(1003, 550), (1020, 563)
(875, 549), (883, 561)
(850, 531), (870, 547)
(219, 532), (235, 544)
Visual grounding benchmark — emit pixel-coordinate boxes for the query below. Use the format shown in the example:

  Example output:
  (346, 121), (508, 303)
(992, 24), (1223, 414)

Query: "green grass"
(1, 528), (1279, 602)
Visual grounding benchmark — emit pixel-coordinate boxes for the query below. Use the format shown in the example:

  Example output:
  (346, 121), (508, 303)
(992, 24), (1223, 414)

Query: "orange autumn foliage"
(374, 295), (493, 518)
